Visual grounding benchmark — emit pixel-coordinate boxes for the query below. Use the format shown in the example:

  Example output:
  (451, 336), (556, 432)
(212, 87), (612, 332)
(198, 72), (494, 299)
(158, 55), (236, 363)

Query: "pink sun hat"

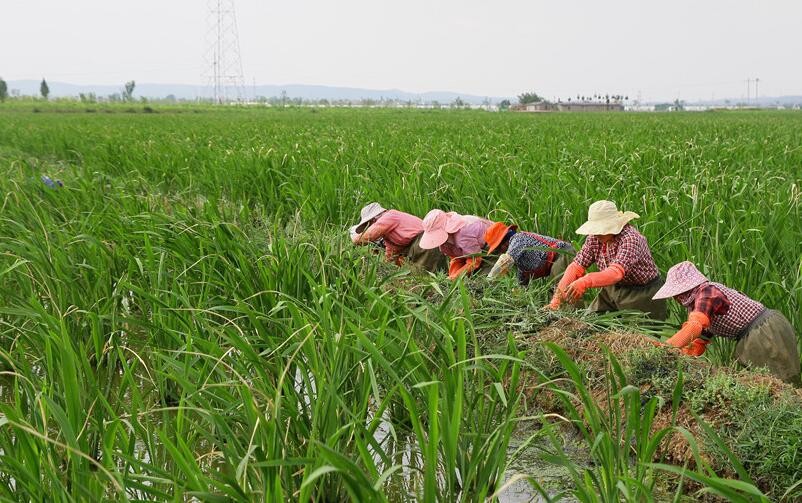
(421, 209), (458, 249)
(444, 211), (470, 233)
(652, 261), (709, 300)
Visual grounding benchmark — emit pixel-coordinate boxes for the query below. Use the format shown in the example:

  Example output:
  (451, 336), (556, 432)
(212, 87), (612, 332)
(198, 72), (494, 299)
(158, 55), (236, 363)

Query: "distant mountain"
(5, 80), (509, 105)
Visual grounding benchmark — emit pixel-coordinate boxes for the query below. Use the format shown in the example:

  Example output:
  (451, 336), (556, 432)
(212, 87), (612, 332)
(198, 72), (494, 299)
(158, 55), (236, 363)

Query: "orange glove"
(549, 262), (586, 308)
(681, 337), (711, 357)
(665, 311), (711, 349)
(448, 256), (482, 280)
(564, 264), (625, 302)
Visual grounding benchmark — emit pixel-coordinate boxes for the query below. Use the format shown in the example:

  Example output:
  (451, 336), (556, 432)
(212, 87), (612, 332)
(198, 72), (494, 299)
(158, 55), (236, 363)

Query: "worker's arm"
(384, 245), (405, 265)
(681, 337), (712, 356)
(665, 311), (711, 348)
(448, 256), (482, 280)
(353, 218), (394, 245)
(563, 264), (626, 302)
(548, 261), (586, 309)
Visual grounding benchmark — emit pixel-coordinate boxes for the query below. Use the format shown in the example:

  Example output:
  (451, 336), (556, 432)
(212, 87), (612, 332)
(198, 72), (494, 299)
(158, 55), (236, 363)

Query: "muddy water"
(374, 415), (581, 502)
(498, 432), (582, 502)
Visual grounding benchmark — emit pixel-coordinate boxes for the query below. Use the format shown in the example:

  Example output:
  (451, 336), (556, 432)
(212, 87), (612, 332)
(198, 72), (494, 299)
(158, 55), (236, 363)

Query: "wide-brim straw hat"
(575, 200), (639, 235)
(652, 261), (709, 300)
(354, 202), (387, 233)
(484, 222), (517, 254)
(420, 209), (451, 249)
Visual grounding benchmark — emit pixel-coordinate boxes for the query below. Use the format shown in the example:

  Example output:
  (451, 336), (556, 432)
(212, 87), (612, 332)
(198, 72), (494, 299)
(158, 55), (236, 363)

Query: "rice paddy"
(0, 104), (800, 501)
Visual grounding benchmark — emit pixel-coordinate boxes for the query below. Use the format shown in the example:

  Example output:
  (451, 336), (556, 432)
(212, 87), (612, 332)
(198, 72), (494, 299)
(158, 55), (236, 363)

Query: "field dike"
(382, 267), (802, 500)
(515, 315), (802, 499)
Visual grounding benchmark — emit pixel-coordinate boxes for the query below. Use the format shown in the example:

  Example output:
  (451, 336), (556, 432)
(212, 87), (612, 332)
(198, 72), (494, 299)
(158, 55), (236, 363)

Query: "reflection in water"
(371, 411), (575, 502)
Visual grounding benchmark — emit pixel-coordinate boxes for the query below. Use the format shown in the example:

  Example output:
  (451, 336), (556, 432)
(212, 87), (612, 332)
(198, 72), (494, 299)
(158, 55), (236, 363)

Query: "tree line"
(0, 78), (137, 103)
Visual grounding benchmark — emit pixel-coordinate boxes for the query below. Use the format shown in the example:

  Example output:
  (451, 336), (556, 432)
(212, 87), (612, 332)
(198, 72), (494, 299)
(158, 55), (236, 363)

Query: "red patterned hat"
(652, 261), (708, 300)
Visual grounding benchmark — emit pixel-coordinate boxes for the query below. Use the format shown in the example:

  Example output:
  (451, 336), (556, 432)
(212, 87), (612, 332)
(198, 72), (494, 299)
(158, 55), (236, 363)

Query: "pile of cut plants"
(509, 313), (802, 501)
(375, 259), (802, 500)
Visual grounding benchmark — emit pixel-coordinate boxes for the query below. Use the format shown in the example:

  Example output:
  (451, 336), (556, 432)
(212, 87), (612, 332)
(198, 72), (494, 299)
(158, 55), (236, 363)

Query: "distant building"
(510, 101), (555, 112)
(511, 101), (623, 112)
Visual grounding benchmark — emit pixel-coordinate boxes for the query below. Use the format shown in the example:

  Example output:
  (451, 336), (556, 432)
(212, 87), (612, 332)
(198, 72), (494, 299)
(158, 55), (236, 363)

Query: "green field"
(0, 106), (800, 501)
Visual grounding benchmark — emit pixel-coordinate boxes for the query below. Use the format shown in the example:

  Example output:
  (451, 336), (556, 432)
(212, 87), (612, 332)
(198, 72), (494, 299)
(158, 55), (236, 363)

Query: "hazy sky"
(2, 0), (801, 101)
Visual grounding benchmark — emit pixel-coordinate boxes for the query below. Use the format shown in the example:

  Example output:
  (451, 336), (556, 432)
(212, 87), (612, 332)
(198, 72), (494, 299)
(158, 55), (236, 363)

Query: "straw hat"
(484, 222), (517, 254)
(575, 200), (639, 235)
(354, 202), (387, 233)
(652, 261), (709, 300)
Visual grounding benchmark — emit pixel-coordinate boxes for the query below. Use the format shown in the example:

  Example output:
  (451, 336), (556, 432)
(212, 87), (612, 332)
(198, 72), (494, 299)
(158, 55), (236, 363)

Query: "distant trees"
(451, 96), (465, 108)
(498, 99), (511, 111)
(40, 78), (50, 100)
(79, 92), (97, 104)
(559, 94), (629, 103)
(517, 91), (543, 104)
(0, 78), (7, 102)
(123, 80), (136, 101)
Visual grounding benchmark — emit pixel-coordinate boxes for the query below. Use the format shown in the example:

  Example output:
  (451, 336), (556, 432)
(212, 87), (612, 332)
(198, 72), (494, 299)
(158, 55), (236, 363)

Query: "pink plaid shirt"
(573, 224), (660, 286)
(678, 282), (765, 339)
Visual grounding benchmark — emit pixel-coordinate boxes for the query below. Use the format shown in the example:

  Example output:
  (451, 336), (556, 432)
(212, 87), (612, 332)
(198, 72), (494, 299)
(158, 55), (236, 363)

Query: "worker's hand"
(664, 334), (688, 349)
(488, 253), (514, 280)
(546, 290), (562, 310)
(681, 338), (710, 357)
(564, 278), (589, 303)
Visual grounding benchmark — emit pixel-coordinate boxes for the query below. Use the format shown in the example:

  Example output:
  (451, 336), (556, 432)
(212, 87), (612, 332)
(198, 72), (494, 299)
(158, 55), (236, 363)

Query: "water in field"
(372, 412), (579, 502)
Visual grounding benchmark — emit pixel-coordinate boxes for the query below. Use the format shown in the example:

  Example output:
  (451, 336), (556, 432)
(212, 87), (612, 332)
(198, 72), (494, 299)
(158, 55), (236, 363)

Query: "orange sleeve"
(665, 311), (711, 348)
(448, 257), (482, 280)
(549, 262), (586, 307)
(577, 264), (625, 288)
(448, 257), (466, 279)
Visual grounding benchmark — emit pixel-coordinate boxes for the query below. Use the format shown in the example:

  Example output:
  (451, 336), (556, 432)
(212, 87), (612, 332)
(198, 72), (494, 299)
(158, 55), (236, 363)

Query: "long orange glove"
(548, 262), (586, 309)
(665, 311), (711, 348)
(448, 256), (482, 280)
(564, 264), (625, 302)
(681, 337), (711, 357)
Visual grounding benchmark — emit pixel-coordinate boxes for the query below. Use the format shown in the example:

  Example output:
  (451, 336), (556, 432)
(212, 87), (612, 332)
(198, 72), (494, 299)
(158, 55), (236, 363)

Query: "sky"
(2, 0), (801, 102)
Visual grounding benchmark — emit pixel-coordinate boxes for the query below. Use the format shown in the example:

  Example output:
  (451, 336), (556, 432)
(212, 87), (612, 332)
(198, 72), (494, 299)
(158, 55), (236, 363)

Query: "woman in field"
(653, 261), (801, 386)
(487, 226), (575, 286)
(548, 200), (667, 320)
(350, 202), (447, 272)
(419, 209), (496, 280)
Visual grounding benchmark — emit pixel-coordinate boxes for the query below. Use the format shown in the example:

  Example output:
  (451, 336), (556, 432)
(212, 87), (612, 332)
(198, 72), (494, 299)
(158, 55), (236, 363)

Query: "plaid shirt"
(573, 224), (659, 286)
(678, 282), (765, 339)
